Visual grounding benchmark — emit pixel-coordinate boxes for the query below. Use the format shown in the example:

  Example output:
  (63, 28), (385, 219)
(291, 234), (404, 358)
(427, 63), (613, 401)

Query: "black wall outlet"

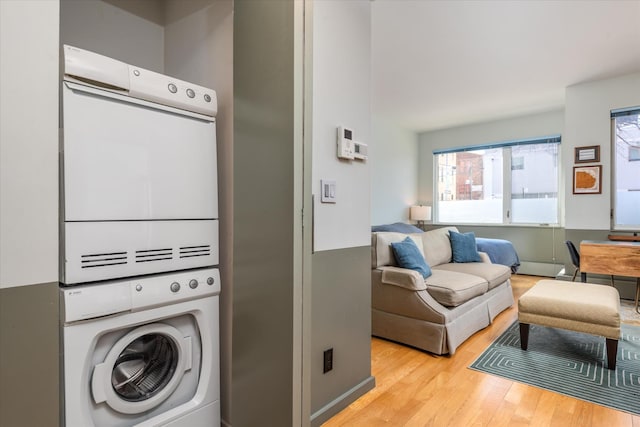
(323, 348), (333, 373)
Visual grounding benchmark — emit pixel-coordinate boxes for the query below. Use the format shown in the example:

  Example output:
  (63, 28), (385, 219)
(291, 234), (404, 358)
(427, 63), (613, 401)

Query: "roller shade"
(433, 135), (561, 155)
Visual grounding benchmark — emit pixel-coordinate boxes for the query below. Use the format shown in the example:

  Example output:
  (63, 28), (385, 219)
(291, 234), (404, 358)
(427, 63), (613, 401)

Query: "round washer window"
(92, 322), (191, 415)
(111, 333), (178, 402)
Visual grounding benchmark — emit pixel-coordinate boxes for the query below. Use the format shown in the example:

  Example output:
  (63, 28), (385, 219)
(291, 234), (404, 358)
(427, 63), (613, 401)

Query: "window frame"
(611, 107), (640, 231)
(432, 135), (561, 227)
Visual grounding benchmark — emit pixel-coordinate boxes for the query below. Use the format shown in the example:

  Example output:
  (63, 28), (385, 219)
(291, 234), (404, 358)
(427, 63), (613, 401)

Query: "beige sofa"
(371, 226), (514, 355)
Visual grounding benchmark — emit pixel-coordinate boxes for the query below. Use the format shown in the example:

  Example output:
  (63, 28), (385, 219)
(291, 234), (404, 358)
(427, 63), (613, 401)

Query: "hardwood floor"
(323, 275), (640, 427)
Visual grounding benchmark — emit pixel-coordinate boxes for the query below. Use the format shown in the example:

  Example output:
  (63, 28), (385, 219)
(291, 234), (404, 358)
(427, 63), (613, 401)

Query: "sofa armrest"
(478, 251), (491, 264)
(378, 266), (427, 291)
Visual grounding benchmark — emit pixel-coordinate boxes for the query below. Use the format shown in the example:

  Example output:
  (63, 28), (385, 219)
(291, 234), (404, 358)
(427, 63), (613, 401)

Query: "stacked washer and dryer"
(59, 45), (221, 427)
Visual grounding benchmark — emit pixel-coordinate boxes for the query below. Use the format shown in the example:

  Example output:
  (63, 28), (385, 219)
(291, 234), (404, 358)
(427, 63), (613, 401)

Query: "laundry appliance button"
(170, 281), (181, 293)
(135, 284), (142, 292)
(186, 88), (195, 98)
(204, 94), (211, 102)
(168, 83), (178, 94)
(189, 279), (198, 289)
(207, 277), (215, 285)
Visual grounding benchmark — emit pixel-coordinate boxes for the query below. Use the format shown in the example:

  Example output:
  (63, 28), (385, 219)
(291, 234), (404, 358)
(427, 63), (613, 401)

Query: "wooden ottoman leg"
(606, 338), (618, 370)
(519, 323), (530, 350)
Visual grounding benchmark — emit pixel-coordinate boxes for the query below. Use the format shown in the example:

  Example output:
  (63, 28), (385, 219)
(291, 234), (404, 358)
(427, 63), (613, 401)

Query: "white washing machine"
(61, 268), (220, 427)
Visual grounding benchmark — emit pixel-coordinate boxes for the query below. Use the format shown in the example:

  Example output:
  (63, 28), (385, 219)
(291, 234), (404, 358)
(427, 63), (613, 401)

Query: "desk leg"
(581, 272), (587, 283)
(636, 277), (640, 313)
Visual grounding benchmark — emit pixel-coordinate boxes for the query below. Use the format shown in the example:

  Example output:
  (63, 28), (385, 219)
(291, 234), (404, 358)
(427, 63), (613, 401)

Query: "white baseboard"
(310, 376), (375, 427)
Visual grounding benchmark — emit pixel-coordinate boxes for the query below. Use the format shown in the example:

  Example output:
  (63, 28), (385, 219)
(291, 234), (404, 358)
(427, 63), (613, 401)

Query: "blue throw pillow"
(390, 237), (432, 278)
(449, 230), (482, 263)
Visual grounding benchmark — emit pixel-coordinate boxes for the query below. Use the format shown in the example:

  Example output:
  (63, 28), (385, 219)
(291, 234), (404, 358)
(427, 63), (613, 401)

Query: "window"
(612, 107), (640, 230)
(434, 136), (560, 225)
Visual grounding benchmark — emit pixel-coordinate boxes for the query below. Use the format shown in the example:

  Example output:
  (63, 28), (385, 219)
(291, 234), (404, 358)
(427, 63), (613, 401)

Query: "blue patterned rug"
(470, 321), (640, 415)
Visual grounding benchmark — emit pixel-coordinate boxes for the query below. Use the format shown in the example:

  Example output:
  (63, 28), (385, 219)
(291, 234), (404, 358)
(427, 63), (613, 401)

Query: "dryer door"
(62, 81), (218, 222)
(92, 323), (192, 414)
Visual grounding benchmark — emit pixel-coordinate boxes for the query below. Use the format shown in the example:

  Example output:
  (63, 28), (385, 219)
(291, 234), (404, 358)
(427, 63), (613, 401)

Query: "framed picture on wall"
(573, 165), (602, 194)
(574, 145), (600, 163)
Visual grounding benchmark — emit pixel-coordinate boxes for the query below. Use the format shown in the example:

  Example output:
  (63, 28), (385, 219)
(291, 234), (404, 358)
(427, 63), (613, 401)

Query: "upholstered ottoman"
(518, 279), (621, 369)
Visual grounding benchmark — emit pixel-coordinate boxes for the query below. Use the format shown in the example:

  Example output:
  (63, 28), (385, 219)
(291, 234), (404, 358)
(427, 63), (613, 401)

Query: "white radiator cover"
(517, 261), (563, 277)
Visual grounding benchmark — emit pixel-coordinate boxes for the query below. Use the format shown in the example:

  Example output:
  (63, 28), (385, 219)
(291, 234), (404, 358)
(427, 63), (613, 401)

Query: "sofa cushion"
(424, 269), (489, 307)
(433, 262), (511, 290)
(391, 237), (432, 278)
(448, 230), (482, 263)
(421, 226), (458, 267)
(372, 232), (424, 268)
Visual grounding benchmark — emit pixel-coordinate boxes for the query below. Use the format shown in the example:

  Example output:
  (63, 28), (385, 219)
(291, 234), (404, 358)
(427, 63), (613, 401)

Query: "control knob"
(170, 282), (180, 293)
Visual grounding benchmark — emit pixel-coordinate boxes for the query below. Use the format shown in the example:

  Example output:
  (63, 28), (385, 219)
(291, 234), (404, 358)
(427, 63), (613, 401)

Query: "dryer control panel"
(63, 45), (217, 117)
(62, 268), (220, 323)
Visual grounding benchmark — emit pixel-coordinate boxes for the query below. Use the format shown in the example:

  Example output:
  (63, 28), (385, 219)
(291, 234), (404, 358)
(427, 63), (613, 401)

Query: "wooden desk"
(608, 234), (640, 242)
(580, 240), (640, 313)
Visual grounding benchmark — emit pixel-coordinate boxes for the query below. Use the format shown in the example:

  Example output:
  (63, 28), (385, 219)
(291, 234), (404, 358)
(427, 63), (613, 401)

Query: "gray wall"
(232, 1), (296, 425)
(0, 1), (60, 426)
(371, 116), (419, 225)
(0, 283), (60, 427)
(60, 0), (165, 73)
(310, 247), (374, 426)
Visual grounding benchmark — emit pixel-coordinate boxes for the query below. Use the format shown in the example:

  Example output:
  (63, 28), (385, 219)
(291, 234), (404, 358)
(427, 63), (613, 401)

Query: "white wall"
(418, 109), (565, 209)
(370, 117), (418, 225)
(0, 0), (59, 288)
(312, 0), (371, 252)
(563, 72), (640, 230)
(60, 0), (164, 73)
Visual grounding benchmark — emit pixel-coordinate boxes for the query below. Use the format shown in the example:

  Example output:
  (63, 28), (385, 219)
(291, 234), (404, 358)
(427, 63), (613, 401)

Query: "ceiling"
(371, 0), (640, 133)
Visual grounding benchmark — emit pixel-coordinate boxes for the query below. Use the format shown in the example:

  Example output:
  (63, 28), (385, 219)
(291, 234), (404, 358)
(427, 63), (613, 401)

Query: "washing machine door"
(91, 323), (192, 414)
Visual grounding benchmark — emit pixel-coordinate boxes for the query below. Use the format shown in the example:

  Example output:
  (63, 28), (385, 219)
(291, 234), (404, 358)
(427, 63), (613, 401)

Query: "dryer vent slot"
(179, 245), (211, 259)
(135, 248), (173, 263)
(81, 252), (128, 268)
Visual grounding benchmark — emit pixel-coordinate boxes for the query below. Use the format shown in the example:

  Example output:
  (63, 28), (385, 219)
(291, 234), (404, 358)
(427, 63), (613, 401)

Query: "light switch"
(321, 180), (337, 203)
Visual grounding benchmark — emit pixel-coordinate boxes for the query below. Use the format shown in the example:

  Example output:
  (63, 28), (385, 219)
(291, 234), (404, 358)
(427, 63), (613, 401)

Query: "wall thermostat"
(337, 126), (354, 160)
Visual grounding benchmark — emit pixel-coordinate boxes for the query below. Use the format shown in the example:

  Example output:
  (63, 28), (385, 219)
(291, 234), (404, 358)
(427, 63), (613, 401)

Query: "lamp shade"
(410, 205), (431, 221)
